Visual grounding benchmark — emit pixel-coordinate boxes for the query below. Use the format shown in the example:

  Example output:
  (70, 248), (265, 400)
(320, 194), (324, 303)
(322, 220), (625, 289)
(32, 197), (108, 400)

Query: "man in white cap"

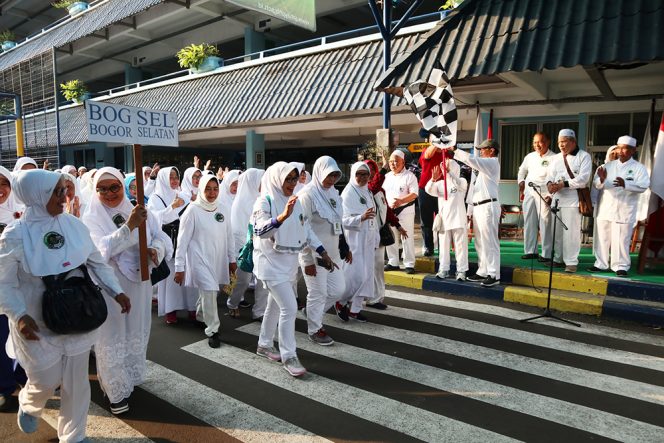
(517, 131), (555, 261)
(589, 136), (649, 276)
(383, 149), (419, 273)
(546, 129), (592, 273)
(450, 139), (502, 287)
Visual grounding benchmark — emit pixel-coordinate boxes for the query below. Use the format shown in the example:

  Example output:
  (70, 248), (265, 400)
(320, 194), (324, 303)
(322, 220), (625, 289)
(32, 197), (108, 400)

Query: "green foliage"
(0, 29), (15, 42)
(52, 0), (79, 9)
(439, 0), (464, 10)
(0, 100), (14, 116)
(60, 79), (88, 102)
(176, 43), (219, 69)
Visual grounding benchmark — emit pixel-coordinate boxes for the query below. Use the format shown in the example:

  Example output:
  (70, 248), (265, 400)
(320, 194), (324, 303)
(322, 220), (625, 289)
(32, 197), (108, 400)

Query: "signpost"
(86, 101), (179, 281)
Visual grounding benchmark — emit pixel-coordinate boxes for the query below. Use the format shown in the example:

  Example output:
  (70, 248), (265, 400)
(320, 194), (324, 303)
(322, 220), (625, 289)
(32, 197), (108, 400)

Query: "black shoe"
(553, 261), (565, 268)
(366, 302), (388, 310)
(423, 249), (433, 257)
(616, 270), (628, 277)
(252, 316), (263, 323)
(349, 312), (368, 322)
(335, 302), (349, 322)
(110, 398), (129, 415)
(481, 276), (500, 287)
(521, 253), (538, 259)
(538, 256), (551, 263)
(587, 266), (609, 272)
(238, 300), (253, 309)
(466, 273), (486, 282)
(405, 267), (415, 274)
(384, 264), (399, 271)
(208, 332), (221, 348)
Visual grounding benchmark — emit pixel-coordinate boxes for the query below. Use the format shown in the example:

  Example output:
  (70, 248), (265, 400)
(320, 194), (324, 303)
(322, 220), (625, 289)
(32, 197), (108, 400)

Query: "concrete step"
(503, 286), (603, 316)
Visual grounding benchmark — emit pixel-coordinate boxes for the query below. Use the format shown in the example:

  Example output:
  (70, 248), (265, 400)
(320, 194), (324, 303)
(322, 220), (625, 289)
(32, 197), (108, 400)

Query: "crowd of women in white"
(0, 154), (404, 442)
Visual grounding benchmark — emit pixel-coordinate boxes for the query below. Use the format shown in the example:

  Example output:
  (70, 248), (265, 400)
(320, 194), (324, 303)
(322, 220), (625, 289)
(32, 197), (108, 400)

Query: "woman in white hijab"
(218, 169), (240, 212)
(79, 168), (98, 208)
(180, 167), (202, 202)
(61, 165), (78, 177)
(174, 175), (236, 348)
(252, 162), (332, 377)
(82, 167), (171, 415)
(339, 162), (380, 322)
(0, 170), (129, 442)
(228, 168), (268, 320)
(298, 156), (351, 345)
(12, 157), (38, 173)
(291, 162), (309, 195)
(147, 166), (193, 324)
(0, 166), (19, 233)
(62, 173), (82, 217)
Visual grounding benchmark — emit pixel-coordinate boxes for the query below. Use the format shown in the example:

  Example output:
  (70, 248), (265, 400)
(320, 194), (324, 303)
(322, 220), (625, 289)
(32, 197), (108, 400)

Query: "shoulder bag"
(562, 155), (593, 217)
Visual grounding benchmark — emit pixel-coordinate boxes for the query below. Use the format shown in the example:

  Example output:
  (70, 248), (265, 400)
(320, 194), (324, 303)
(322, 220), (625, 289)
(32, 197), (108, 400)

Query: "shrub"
(176, 43), (219, 69)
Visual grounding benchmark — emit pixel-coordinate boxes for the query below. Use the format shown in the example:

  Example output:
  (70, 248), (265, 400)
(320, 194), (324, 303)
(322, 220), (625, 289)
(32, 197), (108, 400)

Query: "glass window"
(632, 112), (649, 144)
(500, 123), (537, 180)
(588, 114), (630, 146)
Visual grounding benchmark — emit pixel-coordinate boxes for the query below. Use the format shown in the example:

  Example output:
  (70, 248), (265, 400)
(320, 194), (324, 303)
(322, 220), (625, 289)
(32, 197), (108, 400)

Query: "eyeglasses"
(96, 184), (123, 195)
(284, 176), (299, 184)
(128, 185), (137, 191)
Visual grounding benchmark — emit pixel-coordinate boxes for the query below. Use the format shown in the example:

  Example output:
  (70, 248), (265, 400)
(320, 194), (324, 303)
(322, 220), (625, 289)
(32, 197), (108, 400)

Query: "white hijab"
(12, 156), (38, 173)
(231, 168), (264, 234)
(261, 161), (307, 252)
(0, 166), (17, 226)
(153, 166), (188, 206)
(79, 168), (97, 206)
(12, 169), (93, 276)
(61, 165), (77, 176)
(300, 156), (342, 224)
(341, 162), (374, 216)
(181, 167), (200, 198)
(191, 174), (218, 212)
(219, 169), (240, 213)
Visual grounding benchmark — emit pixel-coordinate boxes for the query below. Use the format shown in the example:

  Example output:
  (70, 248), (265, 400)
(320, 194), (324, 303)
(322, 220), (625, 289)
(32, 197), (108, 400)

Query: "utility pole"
(0, 92), (25, 157)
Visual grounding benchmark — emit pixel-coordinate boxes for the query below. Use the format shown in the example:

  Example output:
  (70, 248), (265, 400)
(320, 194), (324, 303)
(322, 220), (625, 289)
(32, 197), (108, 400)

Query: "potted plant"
(0, 30), (16, 51)
(52, 1), (89, 17)
(176, 43), (222, 74)
(60, 79), (89, 104)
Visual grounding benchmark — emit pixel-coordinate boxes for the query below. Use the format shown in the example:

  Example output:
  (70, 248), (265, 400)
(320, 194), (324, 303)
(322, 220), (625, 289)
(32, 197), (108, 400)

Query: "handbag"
(375, 195), (395, 247)
(150, 258), (170, 285)
(41, 264), (108, 335)
(562, 155), (593, 216)
(237, 224), (254, 273)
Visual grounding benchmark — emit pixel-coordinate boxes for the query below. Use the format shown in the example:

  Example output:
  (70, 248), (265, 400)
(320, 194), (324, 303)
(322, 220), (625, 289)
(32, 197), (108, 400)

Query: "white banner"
(86, 101), (179, 147)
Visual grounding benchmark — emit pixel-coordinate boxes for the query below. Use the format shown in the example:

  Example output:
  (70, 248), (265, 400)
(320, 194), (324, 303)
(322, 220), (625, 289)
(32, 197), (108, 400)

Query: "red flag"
(487, 109), (493, 139)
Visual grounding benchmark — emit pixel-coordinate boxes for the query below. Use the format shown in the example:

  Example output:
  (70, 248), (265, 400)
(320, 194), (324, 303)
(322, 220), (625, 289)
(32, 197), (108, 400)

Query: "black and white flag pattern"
(402, 62), (457, 149)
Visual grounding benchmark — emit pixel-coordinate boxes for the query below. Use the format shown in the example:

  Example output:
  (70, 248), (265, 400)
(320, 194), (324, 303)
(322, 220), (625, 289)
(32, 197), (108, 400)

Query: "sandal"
(228, 308), (240, 318)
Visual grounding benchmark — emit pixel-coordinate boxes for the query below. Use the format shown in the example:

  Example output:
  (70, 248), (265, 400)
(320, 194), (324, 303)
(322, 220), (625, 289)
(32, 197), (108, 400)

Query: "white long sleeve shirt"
(594, 158), (650, 225)
(453, 149), (500, 204)
(546, 149), (592, 208)
(425, 168), (468, 231)
(518, 150), (555, 196)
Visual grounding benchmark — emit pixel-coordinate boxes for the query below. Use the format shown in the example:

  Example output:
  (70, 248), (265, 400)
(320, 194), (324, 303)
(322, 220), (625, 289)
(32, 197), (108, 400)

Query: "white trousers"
(554, 207), (582, 266)
(19, 351), (90, 443)
(438, 228), (469, 273)
(258, 280), (298, 361)
(227, 269), (269, 319)
(386, 213), (415, 268)
(523, 192), (552, 257)
(369, 246), (386, 304)
(197, 289), (220, 337)
(473, 202), (501, 279)
(594, 220), (633, 271)
(303, 265), (346, 335)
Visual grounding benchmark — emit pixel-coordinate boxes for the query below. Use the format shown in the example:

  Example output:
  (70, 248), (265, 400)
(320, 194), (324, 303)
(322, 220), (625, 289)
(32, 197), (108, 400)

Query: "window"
(588, 112), (648, 147)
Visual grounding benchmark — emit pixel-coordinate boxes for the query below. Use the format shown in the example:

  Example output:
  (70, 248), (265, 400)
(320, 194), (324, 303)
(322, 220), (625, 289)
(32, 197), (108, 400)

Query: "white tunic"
(594, 158), (650, 225)
(546, 149), (592, 208)
(383, 169), (418, 215)
(518, 149), (555, 195)
(298, 191), (342, 267)
(425, 170), (468, 231)
(453, 149), (500, 203)
(175, 204), (235, 291)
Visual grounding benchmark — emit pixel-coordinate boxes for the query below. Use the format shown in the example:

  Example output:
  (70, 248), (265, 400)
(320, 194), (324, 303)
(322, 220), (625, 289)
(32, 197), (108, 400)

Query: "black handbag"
(379, 223), (395, 247)
(41, 264), (108, 335)
(150, 258), (171, 285)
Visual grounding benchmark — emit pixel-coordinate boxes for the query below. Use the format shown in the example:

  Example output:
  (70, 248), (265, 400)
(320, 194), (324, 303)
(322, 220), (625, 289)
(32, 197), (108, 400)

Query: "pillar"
(244, 27), (265, 60)
(246, 130), (265, 169)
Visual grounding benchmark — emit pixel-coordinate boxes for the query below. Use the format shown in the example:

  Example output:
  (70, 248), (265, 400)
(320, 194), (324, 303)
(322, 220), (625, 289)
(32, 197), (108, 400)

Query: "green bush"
(52, 0), (80, 9)
(60, 79), (88, 102)
(0, 30), (15, 42)
(176, 43), (219, 69)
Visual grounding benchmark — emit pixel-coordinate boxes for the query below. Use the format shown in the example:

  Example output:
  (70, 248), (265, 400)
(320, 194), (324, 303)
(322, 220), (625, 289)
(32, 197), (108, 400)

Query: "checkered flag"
(402, 62), (457, 149)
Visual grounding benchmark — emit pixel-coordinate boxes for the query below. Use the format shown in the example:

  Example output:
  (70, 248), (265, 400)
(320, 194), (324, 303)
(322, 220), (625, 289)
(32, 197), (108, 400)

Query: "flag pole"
(133, 144), (149, 281)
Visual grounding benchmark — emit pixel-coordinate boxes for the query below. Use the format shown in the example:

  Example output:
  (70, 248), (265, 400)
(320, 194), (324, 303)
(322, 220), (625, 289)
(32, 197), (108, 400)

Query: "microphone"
(528, 182), (537, 188)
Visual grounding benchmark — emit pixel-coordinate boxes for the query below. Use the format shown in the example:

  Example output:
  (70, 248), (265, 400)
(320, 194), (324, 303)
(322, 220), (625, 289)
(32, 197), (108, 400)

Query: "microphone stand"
(520, 184), (580, 327)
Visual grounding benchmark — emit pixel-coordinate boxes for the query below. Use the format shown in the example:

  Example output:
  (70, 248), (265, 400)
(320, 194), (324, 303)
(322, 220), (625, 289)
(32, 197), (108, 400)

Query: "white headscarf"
(0, 166), (18, 227)
(261, 161), (307, 252)
(219, 169), (240, 213)
(604, 145), (618, 164)
(79, 168), (97, 206)
(231, 168), (264, 234)
(153, 166), (188, 205)
(181, 167), (200, 198)
(300, 156), (342, 224)
(61, 165), (77, 176)
(62, 172), (81, 199)
(12, 156), (38, 173)
(12, 169), (94, 276)
(341, 162), (374, 216)
(192, 174), (218, 212)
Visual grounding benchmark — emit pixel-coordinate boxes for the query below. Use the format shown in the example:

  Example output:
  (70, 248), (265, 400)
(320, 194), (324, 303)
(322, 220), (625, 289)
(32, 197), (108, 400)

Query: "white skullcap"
(558, 129), (576, 139)
(390, 150), (405, 159)
(617, 135), (637, 147)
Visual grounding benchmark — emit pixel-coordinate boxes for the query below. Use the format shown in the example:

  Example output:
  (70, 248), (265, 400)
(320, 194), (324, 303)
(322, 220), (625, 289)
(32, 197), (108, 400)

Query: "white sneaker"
(283, 357), (307, 377)
(435, 270), (449, 279)
(456, 271), (466, 281)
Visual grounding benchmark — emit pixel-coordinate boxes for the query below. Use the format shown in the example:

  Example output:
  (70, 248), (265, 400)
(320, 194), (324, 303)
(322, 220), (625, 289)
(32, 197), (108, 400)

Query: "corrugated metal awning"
(375, 0), (664, 88)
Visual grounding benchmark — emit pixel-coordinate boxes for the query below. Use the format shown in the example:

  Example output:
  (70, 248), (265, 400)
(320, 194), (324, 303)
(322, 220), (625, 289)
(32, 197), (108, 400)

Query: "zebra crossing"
(36, 288), (664, 442)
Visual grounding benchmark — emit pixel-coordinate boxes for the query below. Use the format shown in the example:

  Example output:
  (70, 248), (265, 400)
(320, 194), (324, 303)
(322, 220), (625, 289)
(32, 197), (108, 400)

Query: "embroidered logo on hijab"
(215, 212), (224, 222)
(112, 214), (126, 228)
(359, 196), (367, 204)
(43, 231), (65, 249)
(330, 199), (337, 208)
(0, 223), (6, 234)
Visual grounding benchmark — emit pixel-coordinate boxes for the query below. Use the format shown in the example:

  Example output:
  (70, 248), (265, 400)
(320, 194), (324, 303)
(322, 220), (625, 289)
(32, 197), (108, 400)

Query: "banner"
(226, 0), (316, 32)
(86, 101), (179, 147)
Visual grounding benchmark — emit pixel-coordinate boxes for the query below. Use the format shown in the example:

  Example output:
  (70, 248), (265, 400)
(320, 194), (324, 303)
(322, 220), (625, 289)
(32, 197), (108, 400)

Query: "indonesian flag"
(648, 111), (664, 216)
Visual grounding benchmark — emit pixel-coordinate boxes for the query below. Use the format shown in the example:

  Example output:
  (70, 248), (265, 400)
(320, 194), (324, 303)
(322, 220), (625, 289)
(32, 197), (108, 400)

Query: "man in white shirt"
(451, 139), (501, 287)
(518, 132), (555, 261)
(546, 129), (592, 273)
(383, 150), (419, 274)
(589, 135), (649, 276)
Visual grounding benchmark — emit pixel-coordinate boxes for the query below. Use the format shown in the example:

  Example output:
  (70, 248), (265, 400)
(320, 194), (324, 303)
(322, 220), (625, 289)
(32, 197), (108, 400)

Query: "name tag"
(333, 221), (342, 235)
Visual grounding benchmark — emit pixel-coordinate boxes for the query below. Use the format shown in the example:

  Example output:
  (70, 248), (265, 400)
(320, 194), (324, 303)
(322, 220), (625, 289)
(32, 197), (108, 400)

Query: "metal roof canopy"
(374, 0), (664, 90)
